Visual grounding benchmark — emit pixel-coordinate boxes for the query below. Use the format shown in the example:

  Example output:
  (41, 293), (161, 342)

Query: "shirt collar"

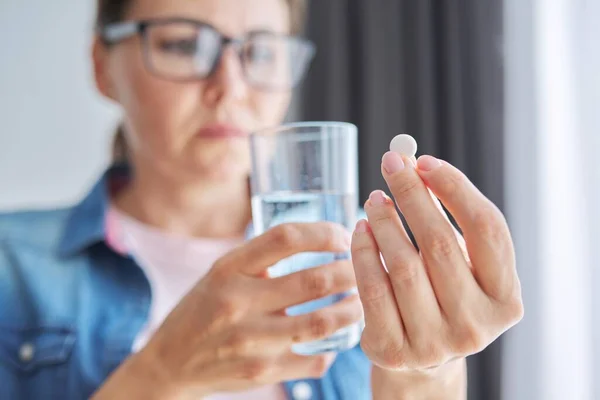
(58, 163), (130, 257)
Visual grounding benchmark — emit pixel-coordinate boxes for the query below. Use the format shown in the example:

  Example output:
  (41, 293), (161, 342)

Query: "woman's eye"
(246, 45), (276, 63)
(158, 39), (198, 55)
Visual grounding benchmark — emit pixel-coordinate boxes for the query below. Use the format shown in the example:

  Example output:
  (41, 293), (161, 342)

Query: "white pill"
(389, 134), (417, 158)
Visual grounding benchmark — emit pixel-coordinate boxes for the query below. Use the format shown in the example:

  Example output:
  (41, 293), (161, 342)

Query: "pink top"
(105, 205), (288, 400)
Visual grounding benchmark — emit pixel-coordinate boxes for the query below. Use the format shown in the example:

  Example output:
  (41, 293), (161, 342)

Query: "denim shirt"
(0, 165), (372, 400)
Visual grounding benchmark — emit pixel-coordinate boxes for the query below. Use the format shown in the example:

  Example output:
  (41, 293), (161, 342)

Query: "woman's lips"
(196, 124), (248, 139)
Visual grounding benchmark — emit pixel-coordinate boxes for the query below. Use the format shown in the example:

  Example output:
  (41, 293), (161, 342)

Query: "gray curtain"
(299, 1), (504, 399)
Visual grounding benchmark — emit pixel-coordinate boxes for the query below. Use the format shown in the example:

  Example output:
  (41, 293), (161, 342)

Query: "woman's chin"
(187, 156), (250, 182)
(176, 142), (251, 181)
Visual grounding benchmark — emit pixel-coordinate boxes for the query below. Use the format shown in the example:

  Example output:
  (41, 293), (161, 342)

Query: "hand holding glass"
(249, 122), (363, 355)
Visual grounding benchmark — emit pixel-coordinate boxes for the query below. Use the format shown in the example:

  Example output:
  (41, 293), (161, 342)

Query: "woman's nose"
(202, 47), (249, 107)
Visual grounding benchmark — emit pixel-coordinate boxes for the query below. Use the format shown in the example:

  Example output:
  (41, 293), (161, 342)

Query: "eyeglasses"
(99, 17), (316, 91)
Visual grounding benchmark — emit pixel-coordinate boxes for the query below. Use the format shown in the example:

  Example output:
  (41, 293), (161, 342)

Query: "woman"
(0, 0), (523, 398)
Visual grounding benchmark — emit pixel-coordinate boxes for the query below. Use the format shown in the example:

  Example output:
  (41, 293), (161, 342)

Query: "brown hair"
(98, 0), (308, 163)
(96, 0), (307, 34)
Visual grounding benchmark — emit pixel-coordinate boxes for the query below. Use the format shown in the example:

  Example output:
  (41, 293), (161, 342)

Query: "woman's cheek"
(253, 91), (292, 127)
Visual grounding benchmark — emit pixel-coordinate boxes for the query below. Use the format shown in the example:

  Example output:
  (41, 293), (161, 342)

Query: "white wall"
(0, 0), (120, 211)
(502, 0), (542, 398)
(503, 0), (599, 399)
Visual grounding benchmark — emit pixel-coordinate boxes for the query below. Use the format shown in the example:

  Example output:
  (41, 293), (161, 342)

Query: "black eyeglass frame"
(98, 17), (317, 91)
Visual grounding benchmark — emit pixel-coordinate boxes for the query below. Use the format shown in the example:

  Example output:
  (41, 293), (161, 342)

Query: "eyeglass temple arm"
(101, 21), (140, 43)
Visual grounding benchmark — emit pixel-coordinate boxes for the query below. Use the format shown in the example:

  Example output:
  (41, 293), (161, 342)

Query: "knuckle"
(387, 253), (420, 286)
(414, 341), (447, 368)
(512, 297), (525, 322)
(503, 293), (525, 325)
(361, 329), (406, 369)
(322, 222), (342, 248)
(241, 359), (271, 383)
(308, 312), (335, 339)
(470, 207), (515, 266)
(360, 280), (390, 304)
(378, 340), (406, 369)
(381, 341), (404, 368)
(270, 224), (304, 251)
(438, 171), (464, 198)
(359, 336), (379, 364)
(425, 228), (458, 260)
(208, 260), (231, 283)
(303, 269), (332, 299)
(214, 295), (242, 322)
(370, 213), (393, 229)
(390, 178), (421, 203)
(452, 320), (487, 355)
(472, 207), (506, 243)
(351, 237), (375, 257)
(224, 329), (253, 356)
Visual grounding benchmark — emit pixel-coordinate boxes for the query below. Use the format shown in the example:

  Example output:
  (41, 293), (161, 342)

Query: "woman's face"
(94, 0), (293, 180)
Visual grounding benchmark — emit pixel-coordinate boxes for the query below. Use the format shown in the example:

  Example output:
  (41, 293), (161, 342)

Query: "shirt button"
(292, 381), (313, 400)
(19, 343), (35, 362)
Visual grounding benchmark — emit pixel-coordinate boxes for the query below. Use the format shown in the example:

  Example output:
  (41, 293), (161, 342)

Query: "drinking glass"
(249, 121), (363, 355)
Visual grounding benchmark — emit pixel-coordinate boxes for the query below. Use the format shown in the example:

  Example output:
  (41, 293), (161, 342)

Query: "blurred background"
(0, 0), (597, 399)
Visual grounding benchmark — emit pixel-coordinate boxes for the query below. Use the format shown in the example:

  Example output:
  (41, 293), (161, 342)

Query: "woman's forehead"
(126, 0), (290, 36)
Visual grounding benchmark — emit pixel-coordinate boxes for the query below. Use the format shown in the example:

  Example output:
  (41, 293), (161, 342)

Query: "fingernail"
(354, 219), (368, 233)
(382, 151), (405, 174)
(368, 190), (388, 206)
(417, 155), (442, 171)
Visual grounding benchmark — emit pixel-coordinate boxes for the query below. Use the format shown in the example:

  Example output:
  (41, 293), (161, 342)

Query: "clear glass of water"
(249, 121), (363, 355)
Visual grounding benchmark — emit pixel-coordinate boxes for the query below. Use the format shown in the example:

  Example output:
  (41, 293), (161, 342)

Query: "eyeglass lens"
(142, 21), (313, 89)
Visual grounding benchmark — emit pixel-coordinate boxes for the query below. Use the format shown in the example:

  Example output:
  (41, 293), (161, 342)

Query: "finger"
(209, 296), (361, 365)
(425, 187), (470, 263)
(412, 155), (467, 249)
(413, 177), (471, 266)
(381, 151), (478, 318)
(363, 191), (442, 342)
(381, 152), (466, 269)
(275, 352), (337, 380)
(415, 155), (517, 300)
(212, 296), (361, 360)
(236, 352), (337, 383)
(218, 222), (351, 276)
(260, 260), (357, 312)
(278, 295), (364, 346)
(209, 352), (337, 390)
(350, 219), (405, 343)
(413, 155), (462, 240)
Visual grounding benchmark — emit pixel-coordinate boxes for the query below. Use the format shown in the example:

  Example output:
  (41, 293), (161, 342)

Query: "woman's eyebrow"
(245, 28), (285, 36)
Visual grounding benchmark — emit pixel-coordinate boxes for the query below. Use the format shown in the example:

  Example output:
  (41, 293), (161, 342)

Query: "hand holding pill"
(350, 133), (524, 378)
